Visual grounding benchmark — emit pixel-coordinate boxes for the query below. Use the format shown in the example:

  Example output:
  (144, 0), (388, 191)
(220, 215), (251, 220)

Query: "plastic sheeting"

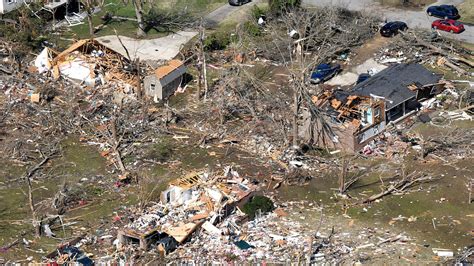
(58, 58), (95, 85)
(34, 48), (51, 74)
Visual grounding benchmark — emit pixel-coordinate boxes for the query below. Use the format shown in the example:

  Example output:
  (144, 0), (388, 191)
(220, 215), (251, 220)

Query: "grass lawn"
(459, 0), (474, 24)
(66, 0), (227, 39)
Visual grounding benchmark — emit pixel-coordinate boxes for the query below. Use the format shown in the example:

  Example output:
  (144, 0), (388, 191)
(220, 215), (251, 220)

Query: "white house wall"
(0, 0), (25, 14)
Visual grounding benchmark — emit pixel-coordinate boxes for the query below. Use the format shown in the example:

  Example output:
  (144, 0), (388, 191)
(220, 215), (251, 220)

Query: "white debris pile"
(167, 210), (313, 263)
(165, 200), (419, 264)
(119, 168), (258, 247)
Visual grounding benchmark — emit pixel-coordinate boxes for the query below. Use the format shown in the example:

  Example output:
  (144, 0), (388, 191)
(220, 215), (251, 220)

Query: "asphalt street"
(302, 0), (474, 44)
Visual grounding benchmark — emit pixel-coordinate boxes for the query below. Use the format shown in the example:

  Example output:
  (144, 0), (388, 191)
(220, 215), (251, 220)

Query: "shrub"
(242, 195), (274, 219)
(250, 5), (268, 20)
(146, 140), (173, 162)
(0, 6), (49, 50)
(243, 21), (262, 37)
(204, 31), (233, 51)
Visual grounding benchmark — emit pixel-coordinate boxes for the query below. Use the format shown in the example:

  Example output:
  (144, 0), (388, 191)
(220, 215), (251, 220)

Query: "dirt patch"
(459, 0), (474, 24)
(348, 35), (391, 67)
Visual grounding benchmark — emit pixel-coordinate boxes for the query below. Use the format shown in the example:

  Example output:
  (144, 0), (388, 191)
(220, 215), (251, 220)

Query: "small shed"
(144, 60), (186, 101)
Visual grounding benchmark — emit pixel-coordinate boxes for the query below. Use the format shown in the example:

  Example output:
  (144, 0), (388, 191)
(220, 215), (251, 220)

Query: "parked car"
(310, 64), (341, 84)
(228, 0), (251, 6)
(432, 19), (465, 33)
(427, 5), (460, 20)
(380, 21), (408, 37)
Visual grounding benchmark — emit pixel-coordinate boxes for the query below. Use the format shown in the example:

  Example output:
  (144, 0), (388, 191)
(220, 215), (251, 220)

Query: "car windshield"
(453, 21), (462, 26)
(317, 65), (331, 70)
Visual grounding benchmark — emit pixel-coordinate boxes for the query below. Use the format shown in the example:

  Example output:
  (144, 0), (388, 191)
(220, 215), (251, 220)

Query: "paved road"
(205, 0), (261, 28)
(302, 0), (474, 44)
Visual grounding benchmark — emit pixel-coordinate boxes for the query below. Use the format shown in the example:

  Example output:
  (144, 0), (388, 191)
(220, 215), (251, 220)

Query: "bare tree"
(338, 155), (365, 194)
(360, 167), (435, 204)
(267, 8), (373, 150)
(22, 147), (60, 237)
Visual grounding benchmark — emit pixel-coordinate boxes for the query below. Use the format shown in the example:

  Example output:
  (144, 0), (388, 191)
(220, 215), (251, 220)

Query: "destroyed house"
(305, 91), (386, 152)
(144, 59), (186, 102)
(36, 39), (139, 88)
(351, 63), (442, 123)
(118, 171), (256, 251)
(307, 63), (444, 152)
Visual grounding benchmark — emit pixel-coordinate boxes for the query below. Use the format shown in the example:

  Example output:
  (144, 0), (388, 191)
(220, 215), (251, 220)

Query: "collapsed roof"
(35, 39), (140, 87)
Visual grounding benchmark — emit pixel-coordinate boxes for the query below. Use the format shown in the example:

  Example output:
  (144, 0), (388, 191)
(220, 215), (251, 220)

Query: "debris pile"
(375, 31), (473, 76)
(167, 210), (313, 263)
(166, 200), (416, 264)
(117, 168), (257, 252)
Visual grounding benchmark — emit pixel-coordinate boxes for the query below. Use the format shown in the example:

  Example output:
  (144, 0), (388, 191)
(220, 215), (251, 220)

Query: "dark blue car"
(310, 64), (341, 84)
(427, 5), (460, 20)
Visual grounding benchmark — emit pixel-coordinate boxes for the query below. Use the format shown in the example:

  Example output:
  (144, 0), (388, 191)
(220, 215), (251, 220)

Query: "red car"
(432, 19), (465, 33)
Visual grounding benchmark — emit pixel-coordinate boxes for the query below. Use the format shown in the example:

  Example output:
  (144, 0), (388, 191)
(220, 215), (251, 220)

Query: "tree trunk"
(26, 175), (41, 237)
(87, 12), (94, 36)
(133, 0), (146, 37)
(292, 85), (299, 148)
(339, 157), (348, 193)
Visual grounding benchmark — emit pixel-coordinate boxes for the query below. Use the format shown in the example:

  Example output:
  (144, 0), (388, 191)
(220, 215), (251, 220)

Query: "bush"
(250, 5), (267, 20)
(242, 195), (274, 219)
(204, 31), (233, 51)
(243, 21), (262, 37)
(146, 140), (173, 162)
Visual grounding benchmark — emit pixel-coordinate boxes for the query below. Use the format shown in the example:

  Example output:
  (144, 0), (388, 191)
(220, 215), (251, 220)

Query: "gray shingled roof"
(351, 63), (440, 110)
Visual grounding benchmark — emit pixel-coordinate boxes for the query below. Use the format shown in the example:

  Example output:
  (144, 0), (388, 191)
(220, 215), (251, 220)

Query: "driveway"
(96, 31), (198, 62)
(302, 0), (474, 44)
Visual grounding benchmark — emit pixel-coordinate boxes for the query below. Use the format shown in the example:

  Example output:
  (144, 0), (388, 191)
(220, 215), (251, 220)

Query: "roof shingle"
(351, 63), (440, 110)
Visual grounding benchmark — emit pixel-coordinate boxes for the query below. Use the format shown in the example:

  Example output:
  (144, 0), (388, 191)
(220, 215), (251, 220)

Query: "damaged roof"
(351, 63), (440, 110)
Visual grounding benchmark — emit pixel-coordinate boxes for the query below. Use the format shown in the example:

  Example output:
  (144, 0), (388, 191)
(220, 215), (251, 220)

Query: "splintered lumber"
(165, 222), (200, 243)
(408, 33), (474, 67)
(437, 57), (468, 75)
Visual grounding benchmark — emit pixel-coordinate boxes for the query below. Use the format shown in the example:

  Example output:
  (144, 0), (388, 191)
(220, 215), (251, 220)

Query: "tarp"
(34, 48), (51, 74)
(58, 58), (95, 85)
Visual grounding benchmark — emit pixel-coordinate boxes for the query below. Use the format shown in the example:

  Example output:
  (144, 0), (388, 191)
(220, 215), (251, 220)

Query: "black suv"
(427, 5), (460, 20)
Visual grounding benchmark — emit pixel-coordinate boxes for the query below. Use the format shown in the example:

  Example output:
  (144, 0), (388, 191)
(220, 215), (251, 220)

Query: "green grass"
(459, 0), (474, 24)
(66, 0), (227, 39)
